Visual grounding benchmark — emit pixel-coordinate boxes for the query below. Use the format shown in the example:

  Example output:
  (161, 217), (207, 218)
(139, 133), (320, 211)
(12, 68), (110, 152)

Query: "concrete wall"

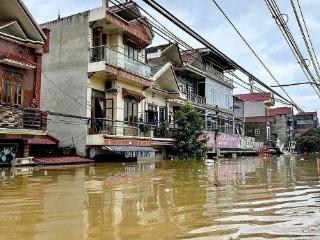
(244, 101), (266, 117)
(271, 115), (289, 147)
(246, 122), (268, 144)
(205, 78), (233, 110)
(40, 13), (90, 156)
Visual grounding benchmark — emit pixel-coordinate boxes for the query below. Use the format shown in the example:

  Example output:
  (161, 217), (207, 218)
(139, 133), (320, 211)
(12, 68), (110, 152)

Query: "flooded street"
(1, 156), (320, 240)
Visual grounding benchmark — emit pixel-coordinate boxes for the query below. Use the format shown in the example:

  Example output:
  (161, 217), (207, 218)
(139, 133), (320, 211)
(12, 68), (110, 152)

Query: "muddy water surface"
(0, 156), (320, 239)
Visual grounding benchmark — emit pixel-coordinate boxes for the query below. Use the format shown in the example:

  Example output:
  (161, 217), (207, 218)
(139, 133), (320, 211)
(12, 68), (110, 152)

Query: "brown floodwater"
(0, 155), (320, 240)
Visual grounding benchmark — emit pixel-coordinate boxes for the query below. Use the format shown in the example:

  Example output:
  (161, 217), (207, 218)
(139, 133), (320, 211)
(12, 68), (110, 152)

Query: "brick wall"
(0, 38), (43, 108)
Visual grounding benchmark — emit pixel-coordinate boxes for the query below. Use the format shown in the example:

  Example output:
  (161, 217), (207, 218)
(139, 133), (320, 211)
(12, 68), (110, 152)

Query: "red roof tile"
(267, 107), (293, 116)
(245, 116), (274, 123)
(180, 50), (200, 63)
(235, 92), (272, 102)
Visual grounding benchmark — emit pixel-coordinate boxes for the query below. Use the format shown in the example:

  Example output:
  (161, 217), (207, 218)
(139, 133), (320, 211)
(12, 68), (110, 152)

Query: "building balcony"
(0, 106), (47, 135)
(186, 92), (206, 105)
(87, 119), (175, 144)
(89, 46), (151, 78)
(204, 64), (233, 86)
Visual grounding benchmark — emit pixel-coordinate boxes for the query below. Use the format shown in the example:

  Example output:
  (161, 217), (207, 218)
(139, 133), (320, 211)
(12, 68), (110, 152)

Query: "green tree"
(296, 128), (320, 154)
(172, 104), (207, 158)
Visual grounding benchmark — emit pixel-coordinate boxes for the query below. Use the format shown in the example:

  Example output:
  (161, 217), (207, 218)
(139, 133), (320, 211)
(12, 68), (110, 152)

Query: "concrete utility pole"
(249, 77), (255, 93)
(214, 105), (220, 159)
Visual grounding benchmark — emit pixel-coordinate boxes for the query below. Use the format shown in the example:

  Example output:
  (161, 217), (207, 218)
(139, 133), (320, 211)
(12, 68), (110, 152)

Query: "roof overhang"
(152, 62), (180, 93)
(0, 0), (46, 43)
(0, 57), (35, 69)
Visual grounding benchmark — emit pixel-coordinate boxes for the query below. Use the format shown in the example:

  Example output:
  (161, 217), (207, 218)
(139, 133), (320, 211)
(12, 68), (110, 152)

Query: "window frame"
(255, 129), (260, 136)
(124, 97), (139, 123)
(1, 71), (23, 106)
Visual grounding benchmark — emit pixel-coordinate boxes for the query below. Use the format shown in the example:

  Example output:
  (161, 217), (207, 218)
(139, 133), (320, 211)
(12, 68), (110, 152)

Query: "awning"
(103, 145), (157, 158)
(122, 88), (145, 101)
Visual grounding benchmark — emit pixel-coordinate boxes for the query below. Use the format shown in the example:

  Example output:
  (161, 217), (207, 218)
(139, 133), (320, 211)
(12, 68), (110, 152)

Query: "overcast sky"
(23, 0), (320, 112)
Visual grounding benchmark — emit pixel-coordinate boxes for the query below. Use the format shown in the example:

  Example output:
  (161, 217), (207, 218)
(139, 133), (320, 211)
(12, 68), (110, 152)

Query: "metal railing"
(89, 46), (151, 77)
(187, 92), (207, 105)
(89, 119), (175, 139)
(0, 106), (47, 131)
(204, 64), (233, 85)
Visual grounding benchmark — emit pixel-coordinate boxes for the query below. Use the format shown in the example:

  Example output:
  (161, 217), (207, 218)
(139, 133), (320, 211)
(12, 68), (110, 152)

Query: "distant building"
(235, 92), (274, 117)
(295, 111), (319, 136)
(267, 107), (295, 149)
(235, 92), (275, 145)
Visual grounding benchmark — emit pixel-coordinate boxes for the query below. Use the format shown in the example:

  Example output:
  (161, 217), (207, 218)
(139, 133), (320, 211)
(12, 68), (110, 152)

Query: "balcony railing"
(204, 65), (233, 85)
(187, 92), (207, 105)
(88, 119), (175, 139)
(0, 106), (47, 131)
(89, 46), (151, 77)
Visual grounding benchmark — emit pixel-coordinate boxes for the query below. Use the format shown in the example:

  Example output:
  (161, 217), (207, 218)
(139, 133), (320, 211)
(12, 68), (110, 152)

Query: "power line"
(264, 0), (320, 97)
(270, 81), (320, 88)
(290, 0), (320, 83)
(42, 72), (91, 111)
(296, 0), (320, 74)
(140, 0), (303, 112)
(114, 0), (278, 104)
(209, 0), (303, 110)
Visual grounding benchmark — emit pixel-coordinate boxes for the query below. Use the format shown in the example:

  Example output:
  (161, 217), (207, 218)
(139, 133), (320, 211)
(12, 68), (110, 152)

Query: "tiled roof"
(245, 116), (274, 123)
(180, 50), (200, 63)
(235, 92), (272, 102)
(267, 107), (293, 116)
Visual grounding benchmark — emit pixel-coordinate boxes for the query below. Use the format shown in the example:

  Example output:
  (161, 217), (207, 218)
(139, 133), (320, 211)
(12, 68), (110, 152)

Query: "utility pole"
(249, 77), (255, 93)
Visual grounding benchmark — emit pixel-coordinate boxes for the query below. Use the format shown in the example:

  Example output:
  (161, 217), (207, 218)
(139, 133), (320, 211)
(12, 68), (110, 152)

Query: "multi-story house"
(147, 43), (254, 154)
(235, 92), (275, 145)
(267, 107), (296, 149)
(146, 44), (235, 131)
(295, 111), (319, 136)
(41, 0), (180, 160)
(0, 0), (53, 166)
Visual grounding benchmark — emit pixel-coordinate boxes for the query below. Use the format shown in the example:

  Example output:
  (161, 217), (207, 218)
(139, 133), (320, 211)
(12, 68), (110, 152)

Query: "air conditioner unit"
(105, 81), (118, 93)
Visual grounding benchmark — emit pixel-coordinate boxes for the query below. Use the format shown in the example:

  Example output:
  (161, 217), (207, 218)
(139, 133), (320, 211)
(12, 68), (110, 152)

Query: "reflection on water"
(0, 156), (320, 239)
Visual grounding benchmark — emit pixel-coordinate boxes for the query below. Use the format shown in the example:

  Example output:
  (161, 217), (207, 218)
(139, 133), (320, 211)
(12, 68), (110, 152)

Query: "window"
(14, 81), (22, 105)
(1, 71), (23, 106)
(159, 107), (166, 123)
(145, 103), (158, 124)
(211, 88), (216, 103)
(3, 80), (11, 104)
(255, 129), (260, 136)
(124, 41), (139, 60)
(124, 98), (138, 123)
